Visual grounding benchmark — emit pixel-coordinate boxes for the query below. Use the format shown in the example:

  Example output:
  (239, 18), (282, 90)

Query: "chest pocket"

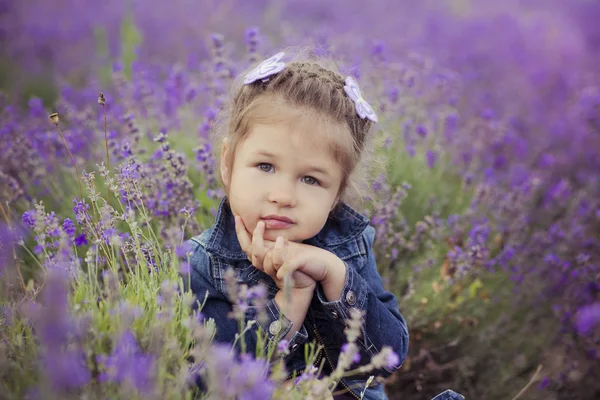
(330, 235), (368, 272)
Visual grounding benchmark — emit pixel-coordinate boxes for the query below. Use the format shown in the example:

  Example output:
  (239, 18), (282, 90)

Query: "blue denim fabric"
(187, 198), (409, 399)
(430, 389), (465, 400)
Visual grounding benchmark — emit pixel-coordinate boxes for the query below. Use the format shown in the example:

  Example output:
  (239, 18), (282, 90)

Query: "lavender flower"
(426, 149), (438, 168)
(62, 218), (75, 238)
(22, 210), (36, 228)
(277, 339), (290, 355)
(42, 348), (91, 391)
(98, 330), (156, 393)
(575, 302), (600, 334)
(74, 233), (88, 246)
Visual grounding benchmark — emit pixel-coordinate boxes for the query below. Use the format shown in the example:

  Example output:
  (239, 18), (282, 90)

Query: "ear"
(220, 138), (231, 188)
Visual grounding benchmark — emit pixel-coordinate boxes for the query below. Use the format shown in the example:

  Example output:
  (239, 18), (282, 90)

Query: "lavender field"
(1, 0), (599, 399)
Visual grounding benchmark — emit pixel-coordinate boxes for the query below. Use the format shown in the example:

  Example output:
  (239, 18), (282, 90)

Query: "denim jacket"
(187, 198), (409, 399)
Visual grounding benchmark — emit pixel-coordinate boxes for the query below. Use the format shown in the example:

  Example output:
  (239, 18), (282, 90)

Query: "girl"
(187, 50), (409, 400)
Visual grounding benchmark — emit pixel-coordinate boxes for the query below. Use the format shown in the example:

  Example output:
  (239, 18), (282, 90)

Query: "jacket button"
(291, 343), (299, 352)
(331, 310), (339, 319)
(269, 320), (282, 336)
(346, 291), (357, 305)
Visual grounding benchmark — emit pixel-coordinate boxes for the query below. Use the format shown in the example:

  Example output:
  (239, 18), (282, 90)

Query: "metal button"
(269, 320), (282, 336)
(291, 343), (299, 352)
(331, 310), (339, 319)
(346, 291), (357, 305)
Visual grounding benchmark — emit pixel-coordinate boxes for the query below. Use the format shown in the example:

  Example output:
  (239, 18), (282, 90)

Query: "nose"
(268, 179), (296, 207)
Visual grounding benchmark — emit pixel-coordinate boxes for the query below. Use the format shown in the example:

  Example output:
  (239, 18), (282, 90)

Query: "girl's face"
(221, 119), (345, 243)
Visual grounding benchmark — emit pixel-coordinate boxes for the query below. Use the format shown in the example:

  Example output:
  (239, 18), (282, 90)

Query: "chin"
(263, 230), (292, 242)
(263, 229), (307, 243)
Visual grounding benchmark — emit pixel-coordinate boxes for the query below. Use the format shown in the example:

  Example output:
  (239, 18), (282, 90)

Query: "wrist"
(273, 288), (313, 340)
(276, 285), (315, 302)
(321, 257), (347, 301)
(321, 255), (346, 286)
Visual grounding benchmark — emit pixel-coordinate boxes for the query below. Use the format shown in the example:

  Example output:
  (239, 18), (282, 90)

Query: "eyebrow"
(256, 150), (331, 176)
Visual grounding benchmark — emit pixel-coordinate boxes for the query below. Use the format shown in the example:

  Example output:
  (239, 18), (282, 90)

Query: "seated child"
(187, 50), (409, 399)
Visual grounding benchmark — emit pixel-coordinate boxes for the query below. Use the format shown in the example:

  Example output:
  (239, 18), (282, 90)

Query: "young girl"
(187, 50), (409, 400)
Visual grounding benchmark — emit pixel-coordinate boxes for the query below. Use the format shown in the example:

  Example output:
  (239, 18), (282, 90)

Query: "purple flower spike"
(344, 76), (378, 123)
(385, 351), (400, 368)
(243, 52), (286, 84)
(575, 302), (600, 335)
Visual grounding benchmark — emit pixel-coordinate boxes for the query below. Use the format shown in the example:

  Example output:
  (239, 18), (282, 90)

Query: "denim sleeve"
(316, 225), (409, 376)
(185, 239), (308, 359)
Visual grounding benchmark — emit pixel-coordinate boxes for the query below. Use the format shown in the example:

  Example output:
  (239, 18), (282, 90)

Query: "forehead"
(242, 122), (328, 158)
(240, 101), (353, 163)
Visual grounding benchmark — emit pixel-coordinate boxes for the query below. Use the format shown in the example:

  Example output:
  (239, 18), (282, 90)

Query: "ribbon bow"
(343, 76), (378, 123)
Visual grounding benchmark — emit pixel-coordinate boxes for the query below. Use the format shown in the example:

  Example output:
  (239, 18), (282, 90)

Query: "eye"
(257, 163), (273, 172)
(302, 176), (320, 186)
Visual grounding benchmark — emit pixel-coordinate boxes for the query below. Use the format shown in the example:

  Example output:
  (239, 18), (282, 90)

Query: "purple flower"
(538, 376), (550, 389)
(42, 348), (91, 391)
(22, 210), (36, 228)
(277, 339), (289, 354)
(62, 218), (75, 238)
(176, 243), (190, 258)
(101, 228), (117, 244)
(32, 269), (72, 348)
(341, 343), (361, 364)
(98, 330), (156, 393)
(385, 351), (400, 368)
(205, 345), (274, 398)
(74, 233), (88, 247)
(26, 268), (91, 391)
(180, 261), (191, 275)
(72, 199), (90, 224)
(247, 285), (267, 301)
(234, 354), (274, 400)
(245, 27), (259, 43)
(426, 150), (438, 168)
(575, 303), (600, 335)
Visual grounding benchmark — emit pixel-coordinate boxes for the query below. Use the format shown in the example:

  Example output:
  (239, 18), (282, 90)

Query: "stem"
(511, 364), (543, 400)
(102, 103), (110, 202)
(54, 123), (85, 201)
(0, 202), (27, 292)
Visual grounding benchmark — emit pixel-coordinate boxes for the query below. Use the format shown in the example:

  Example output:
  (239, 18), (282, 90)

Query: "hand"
(273, 240), (348, 302)
(274, 240), (344, 283)
(234, 216), (316, 291)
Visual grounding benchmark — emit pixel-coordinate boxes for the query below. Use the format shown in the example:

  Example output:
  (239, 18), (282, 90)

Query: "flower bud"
(49, 112), (59, 124)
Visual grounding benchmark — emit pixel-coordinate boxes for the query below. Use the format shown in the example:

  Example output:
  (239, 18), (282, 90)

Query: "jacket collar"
(204, 197), (370, 260)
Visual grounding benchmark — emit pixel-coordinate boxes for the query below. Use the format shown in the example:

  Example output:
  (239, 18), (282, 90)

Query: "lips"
(261, 214), (294, 229)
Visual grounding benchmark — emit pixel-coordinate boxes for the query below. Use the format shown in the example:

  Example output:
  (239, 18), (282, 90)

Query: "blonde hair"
(212, 48), (379, 208)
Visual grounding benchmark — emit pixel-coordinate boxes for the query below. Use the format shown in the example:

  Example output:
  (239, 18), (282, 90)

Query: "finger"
(263, 251), (276, 279)
(277, 258), (298, 281)
(272, 236), (285, 270)
(251, 221), (267, 267)
(234, 216), (252, 254)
